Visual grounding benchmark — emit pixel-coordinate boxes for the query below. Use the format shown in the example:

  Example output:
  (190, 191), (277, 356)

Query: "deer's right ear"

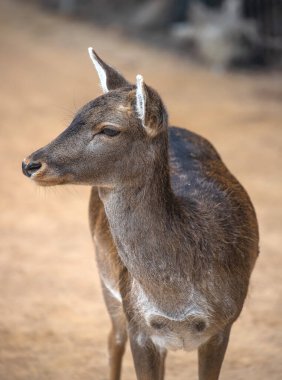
(88, 48), (129, 93)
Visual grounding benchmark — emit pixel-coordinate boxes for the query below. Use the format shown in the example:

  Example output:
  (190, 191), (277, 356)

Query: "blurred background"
(40, 0), (282, 69)
(0, 0), (281, 379)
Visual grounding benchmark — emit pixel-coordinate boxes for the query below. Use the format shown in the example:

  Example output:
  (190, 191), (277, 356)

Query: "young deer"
(22, 48), (259, 380)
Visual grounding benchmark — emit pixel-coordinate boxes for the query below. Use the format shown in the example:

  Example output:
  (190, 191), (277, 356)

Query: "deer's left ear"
(88, 47), (130, 93)
(135, 75), (168, 136)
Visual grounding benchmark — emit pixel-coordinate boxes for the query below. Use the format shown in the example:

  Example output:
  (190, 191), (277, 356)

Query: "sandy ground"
(0, 1), (281, 379)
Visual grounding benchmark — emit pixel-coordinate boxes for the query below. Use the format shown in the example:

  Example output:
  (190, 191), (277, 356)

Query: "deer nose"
(22, 161), (42, 177)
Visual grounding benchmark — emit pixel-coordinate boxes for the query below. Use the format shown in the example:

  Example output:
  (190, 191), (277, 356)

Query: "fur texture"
(22, 49), (259, 380)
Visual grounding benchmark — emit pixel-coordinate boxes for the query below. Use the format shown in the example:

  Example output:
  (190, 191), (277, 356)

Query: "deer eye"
(100, 127), (120, 137)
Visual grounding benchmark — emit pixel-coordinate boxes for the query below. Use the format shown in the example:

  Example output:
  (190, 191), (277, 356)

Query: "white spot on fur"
(136, 332), (146, 346)
(151, 332), (209, 352)
(88, 47), (108, 94)
(132, 279), (205, 323)
(135, 74), (146, 126)
(114, 332), (125, 345)
(131, 279), (211, 351)
(151, 334), (183, 351)
(101, 274), (122, 302)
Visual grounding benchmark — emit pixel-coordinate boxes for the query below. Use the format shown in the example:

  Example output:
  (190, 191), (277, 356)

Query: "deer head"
(22, 48), (168, 187)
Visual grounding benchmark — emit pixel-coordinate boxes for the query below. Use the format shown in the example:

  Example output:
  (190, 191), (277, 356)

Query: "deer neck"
(98, 133), (181, 295)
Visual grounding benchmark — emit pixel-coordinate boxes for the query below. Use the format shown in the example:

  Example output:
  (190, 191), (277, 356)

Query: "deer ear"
(135, 74), (168, 136)
(88, 47), (129, 93)
(135, 74), (146, 126)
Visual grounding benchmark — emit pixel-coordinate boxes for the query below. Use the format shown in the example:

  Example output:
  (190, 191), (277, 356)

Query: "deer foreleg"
(129, 330), (167, 380)
(102, 284), (127, 380)
(108, 326), (127, 380)
(198, 325), (231, 380)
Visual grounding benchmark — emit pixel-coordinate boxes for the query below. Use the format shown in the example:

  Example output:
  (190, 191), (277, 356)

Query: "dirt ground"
(0, 1), (281, 379)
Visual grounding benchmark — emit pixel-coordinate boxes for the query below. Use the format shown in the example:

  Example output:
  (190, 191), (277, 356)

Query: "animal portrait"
(22, 48), (259, 380)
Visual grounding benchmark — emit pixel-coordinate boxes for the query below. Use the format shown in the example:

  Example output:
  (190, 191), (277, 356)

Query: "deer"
(22, 48), (259, 380)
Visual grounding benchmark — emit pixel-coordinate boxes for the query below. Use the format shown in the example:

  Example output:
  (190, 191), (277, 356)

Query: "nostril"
(22, 161), (42, 177)
(27, 162), (42, 172)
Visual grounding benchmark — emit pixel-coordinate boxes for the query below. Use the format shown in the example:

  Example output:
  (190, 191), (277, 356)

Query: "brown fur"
(22, 50), (259, 380)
